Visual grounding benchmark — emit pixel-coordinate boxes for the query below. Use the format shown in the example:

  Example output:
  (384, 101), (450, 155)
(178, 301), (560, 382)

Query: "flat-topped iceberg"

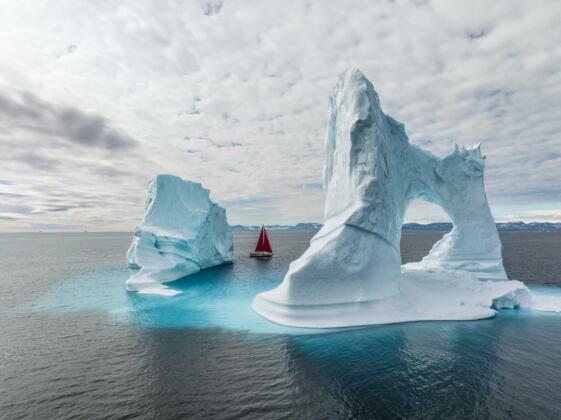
(252, 69), (529, 328)
(127, 174), (233, 295)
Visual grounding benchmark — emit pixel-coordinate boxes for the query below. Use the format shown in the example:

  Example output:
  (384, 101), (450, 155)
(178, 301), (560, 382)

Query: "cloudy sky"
(0, 0), (560, 232)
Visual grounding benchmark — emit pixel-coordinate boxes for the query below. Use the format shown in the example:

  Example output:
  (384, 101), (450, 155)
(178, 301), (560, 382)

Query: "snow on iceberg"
(252, 68), (529, 328)
(127, 174), (233, 295)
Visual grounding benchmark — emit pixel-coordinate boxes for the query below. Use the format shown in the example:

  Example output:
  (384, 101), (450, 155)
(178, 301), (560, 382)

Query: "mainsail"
(254, 225), (272, 253)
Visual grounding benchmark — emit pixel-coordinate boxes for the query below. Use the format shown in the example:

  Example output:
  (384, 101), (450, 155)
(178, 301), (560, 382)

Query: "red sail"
(254, 227), (265, 252)
(254, 225), (273, 253)
(261, 227), (272, 253)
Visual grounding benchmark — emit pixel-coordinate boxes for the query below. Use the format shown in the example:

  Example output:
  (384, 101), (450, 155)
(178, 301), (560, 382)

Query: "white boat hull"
(250, 251), (273, 258)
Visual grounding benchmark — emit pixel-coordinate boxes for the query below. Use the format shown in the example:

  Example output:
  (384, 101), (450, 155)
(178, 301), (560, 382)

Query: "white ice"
(252, 69), (532, 328)
(254, 267), (532, 328)
(126, 174), (233, 295)
(526, 286), (561, 312)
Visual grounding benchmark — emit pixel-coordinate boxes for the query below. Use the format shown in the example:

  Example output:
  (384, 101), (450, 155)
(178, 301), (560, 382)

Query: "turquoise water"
(32, 265), (314, 334)
(32, 260), (561, 335)
(2, 232), (561, 419)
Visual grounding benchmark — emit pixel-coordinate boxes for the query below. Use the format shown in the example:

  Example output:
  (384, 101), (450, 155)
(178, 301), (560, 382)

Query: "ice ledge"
(252, 267), (531, 329)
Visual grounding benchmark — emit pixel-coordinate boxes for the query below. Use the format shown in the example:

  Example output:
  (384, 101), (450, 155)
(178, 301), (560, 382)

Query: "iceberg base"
(252, 267), (531, 329)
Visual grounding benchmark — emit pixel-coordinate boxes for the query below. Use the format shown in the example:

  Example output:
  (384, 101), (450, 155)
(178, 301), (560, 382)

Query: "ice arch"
(402, 143), (506, 281)
(252, 69), (519, 328)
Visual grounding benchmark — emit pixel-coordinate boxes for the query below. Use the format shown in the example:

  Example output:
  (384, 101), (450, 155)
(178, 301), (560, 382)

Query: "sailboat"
(250, 225), (273, 258)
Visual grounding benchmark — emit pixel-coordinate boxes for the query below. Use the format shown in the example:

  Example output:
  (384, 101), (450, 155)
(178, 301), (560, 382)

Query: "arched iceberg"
(127, 174), (233, 295)
(252, 69), (529, 328)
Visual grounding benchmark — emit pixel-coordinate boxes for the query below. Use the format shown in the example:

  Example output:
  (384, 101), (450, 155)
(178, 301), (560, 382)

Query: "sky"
(0, 0), (560, 232)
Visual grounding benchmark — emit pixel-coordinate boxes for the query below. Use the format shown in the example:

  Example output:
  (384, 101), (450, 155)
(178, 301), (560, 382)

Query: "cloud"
(0, 203), (34, 214)
(0, 92), (137, 151)
(213, 141), (243, 148)
(0, 192), (26, 198)
(202, 0), (223, 16)
(59, 108), (137, 150)
(498, 208), (561, 222)
(41, 203), (95, 213)
(466, 28), (491, 40)
(91, 165), (133, 178)
(0, 0), (560, 231)
(296, 182), (323, 190)
(16, 152), (61, 171)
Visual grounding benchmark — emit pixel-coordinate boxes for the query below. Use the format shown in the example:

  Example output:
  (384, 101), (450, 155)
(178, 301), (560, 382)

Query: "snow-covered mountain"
(232, 221), (561, 233)
(231, 223), (322, 233)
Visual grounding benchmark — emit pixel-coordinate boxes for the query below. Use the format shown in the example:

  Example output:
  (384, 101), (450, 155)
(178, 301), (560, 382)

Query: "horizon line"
(1, 220), (560, 234)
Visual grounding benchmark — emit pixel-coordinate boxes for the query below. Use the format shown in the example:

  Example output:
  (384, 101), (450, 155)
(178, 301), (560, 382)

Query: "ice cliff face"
(127, 174), (233, 295)
(252, 69), (525, 328)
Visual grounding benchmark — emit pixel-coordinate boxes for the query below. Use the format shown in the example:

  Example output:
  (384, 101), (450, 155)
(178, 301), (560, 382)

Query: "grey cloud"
(466, 28), (491, 40)
(0, 204), (34, 214)
(44, 206), (75, 212)
(91, 165), (132, 178)
(214, 141), (242, 148)
(16, 152), (61, 171)
(43, 204), (93, 213)
(202, 1), (223, 16)
(0, 92), (137, 151)
(30, 201), (98, 215)
(0, 92), (44, 119)
(59, 109), (136, 150)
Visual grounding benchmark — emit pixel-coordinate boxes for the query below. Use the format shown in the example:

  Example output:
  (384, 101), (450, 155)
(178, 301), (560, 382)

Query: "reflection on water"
(2, 232), (561, 418)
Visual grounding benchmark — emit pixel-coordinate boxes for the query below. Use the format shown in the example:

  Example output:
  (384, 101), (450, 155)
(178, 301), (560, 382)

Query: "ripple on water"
(5, 232), (561, 419)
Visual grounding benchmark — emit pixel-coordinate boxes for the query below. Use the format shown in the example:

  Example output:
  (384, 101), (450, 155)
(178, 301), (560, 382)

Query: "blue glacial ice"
(127, 174), (233, 296)
(252, 69), (532, 328)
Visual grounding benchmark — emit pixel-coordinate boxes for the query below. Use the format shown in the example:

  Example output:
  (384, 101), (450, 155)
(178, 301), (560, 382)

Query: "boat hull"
(250, 251), (273, 258)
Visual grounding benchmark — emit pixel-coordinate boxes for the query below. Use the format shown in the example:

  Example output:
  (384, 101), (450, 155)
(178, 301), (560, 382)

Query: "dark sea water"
(1, 232), (561, 419)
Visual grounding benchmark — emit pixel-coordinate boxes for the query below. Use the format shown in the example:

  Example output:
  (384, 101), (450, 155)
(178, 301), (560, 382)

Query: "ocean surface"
(1, 231), (561, 419)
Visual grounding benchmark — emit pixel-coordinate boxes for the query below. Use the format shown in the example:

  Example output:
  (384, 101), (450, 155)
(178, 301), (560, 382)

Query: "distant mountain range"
(405, 222), (561, 232)
(495, 222), (561, 232)
(232, 222), (561, 233)
(231, 223), (323, 233)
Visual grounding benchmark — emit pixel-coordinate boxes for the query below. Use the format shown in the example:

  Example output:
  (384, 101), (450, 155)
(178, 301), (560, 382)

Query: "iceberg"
(252, 69), (529, 328)
(126, 174), (233, 295)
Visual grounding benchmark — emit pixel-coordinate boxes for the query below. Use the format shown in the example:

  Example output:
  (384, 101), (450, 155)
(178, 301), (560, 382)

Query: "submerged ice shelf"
(127, 174), (233, 296)
(33, 266), (561, 334)
(252, 69), (529, 328)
